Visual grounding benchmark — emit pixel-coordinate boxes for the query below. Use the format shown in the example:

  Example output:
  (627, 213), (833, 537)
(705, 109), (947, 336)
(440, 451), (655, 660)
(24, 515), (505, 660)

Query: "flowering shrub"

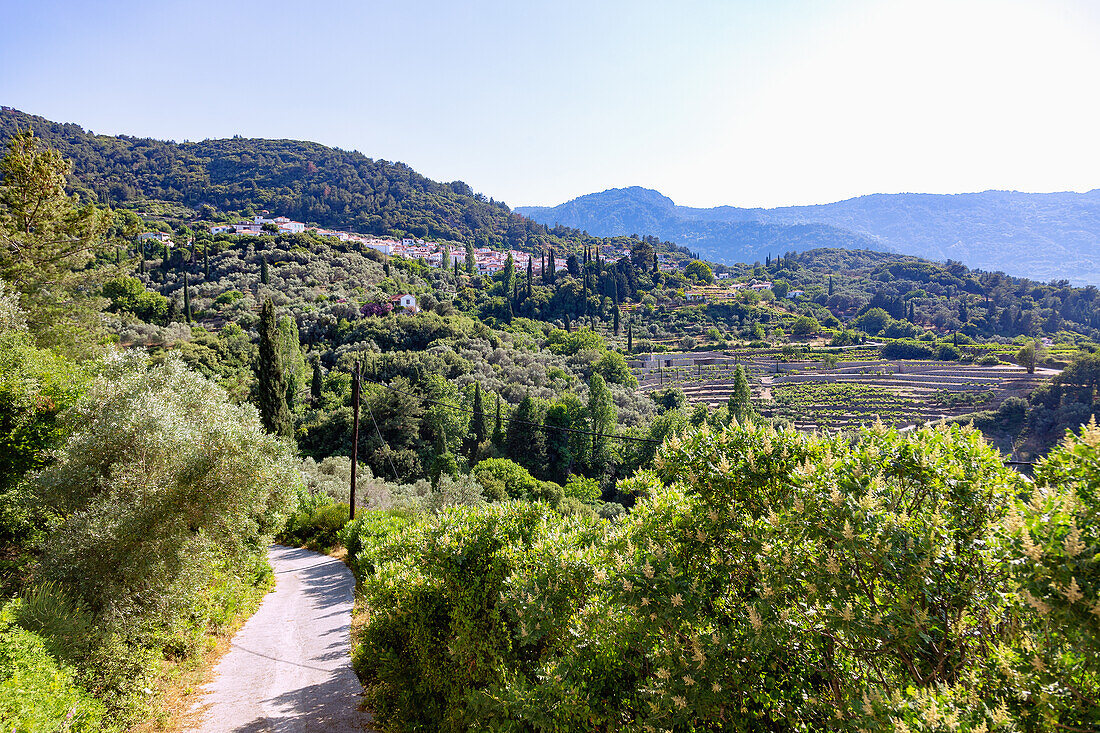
(1004, 420), (1100, 729)
(347, 421), (1100, 732)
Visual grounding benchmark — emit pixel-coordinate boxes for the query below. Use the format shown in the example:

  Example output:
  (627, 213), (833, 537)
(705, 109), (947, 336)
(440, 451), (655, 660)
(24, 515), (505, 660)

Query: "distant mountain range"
(517, 187), (1100, 284)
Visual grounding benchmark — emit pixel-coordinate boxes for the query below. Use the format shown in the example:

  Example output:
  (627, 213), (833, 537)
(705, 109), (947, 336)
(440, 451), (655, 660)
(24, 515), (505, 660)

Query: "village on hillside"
(200, 215), (686, 277)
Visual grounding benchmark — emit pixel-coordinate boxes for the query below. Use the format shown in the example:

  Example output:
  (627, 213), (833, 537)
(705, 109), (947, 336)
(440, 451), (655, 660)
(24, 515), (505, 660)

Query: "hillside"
(518, 186), (1100, 284)
(0, 107), (678, 258)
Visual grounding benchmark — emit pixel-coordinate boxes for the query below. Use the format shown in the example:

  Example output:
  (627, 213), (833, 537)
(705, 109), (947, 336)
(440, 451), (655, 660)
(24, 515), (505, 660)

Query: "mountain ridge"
(518, 186), (1100, 284)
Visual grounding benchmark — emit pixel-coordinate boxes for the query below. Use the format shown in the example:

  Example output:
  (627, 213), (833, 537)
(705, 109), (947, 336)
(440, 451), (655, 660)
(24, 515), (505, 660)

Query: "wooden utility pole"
(349, 360), (360, 521)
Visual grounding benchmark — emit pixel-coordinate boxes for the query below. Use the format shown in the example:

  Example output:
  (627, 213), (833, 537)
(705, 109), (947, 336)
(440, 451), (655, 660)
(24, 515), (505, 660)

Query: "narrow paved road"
(186, 545), (374, 732)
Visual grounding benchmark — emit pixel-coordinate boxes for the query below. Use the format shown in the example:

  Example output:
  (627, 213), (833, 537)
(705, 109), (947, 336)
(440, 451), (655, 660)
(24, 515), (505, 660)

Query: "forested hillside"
(519, 185), (1100, 284)
(0, 107), (691, 261)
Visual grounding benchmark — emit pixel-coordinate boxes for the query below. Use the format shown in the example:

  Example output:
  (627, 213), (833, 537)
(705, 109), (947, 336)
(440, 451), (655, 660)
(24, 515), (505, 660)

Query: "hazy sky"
(3, 0), (1099, 208)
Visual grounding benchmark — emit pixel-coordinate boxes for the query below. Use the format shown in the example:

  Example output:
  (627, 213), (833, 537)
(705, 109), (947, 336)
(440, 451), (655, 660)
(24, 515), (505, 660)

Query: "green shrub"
(29, 351), (299, 721)
(0, 601), (108, 732)
(881, 339), (935, 359)
(281, 503), (350, 551)
(339, 510), (416, 576)
(351, 422), (1100, 731)
(471, 457), (542, 501)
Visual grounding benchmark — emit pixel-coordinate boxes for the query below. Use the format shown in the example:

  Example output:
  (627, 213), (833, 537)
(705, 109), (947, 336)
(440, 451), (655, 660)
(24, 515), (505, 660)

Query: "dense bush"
(24, 351), (299, 721)
(281, 503), (350, 551)
(348, 421), (1100, 732)
(881, 339), (935, 360)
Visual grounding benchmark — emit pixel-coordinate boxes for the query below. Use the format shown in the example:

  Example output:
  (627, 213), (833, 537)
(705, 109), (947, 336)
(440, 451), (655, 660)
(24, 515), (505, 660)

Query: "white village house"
(390, 293), (419, 313)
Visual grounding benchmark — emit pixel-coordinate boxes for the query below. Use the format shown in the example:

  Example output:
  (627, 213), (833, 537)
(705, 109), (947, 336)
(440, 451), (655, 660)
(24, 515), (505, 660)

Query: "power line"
(360, 376), (662, 446)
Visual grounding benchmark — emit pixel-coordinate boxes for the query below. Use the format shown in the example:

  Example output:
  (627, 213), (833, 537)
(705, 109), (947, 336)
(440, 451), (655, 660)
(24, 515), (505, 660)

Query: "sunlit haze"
(3, 0), (1098, 208)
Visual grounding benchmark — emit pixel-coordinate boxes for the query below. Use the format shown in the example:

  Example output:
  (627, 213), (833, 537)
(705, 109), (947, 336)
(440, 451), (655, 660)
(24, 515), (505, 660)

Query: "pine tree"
(728, 365), (753, 425)
(260, 256), (270, 285)
(255, 298), (293, 438)
(310, 358), (323, 406)
(183, 274), (192, 323)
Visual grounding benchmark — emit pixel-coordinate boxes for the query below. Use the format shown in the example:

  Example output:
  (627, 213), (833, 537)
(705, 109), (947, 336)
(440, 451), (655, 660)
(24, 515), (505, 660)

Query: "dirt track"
(185, 545), (373, 732)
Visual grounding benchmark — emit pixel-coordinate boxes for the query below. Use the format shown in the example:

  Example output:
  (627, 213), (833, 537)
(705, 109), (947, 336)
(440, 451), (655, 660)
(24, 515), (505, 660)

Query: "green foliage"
(31, 350), (298, 719)
(881, 339), (936, 360)
(852, 307), (892, 335)
(546, 326), (606, 355)
(593, 349), (638, 388)
(0, 602), (107, 733)
(1003, 421), (1100, 728)
(471, 457), (543, 502)
(254, 298), (293, 437)
(281, 503), (350, 552)
(349, 421), (1100, 731)
(727, 364), (753, 424)
(684, 259), (714, 284)
(563, 474), (601, 503)
(0, 129), (113, 355)
(101, 276), (168, 324)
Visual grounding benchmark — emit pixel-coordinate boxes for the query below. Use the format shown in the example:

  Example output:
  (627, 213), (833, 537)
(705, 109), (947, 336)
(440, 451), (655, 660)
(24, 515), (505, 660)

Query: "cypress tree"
(162, 242), (170, 269)
(310, 358), (323, 406)
(139, 241), (146, 274)
(728, 365), (753, 425)
(526, 257), (533, 300)
(627, 320), (633, 353)
(613, 300), (620, 336)
(828, 275), (835, 296)
(260, 256), (270, 285)
(203, 244), (210, 278)
(255, 298), (293, 438)
(465, 242), (476, 274)
(183, 275), (192, 324)
(503, 251), (515, 295)
(454, 257), (459, 280)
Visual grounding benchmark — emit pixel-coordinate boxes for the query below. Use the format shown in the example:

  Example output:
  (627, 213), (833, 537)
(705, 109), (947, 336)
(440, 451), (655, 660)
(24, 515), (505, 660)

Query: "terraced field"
(636, 354), (1052, 430)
